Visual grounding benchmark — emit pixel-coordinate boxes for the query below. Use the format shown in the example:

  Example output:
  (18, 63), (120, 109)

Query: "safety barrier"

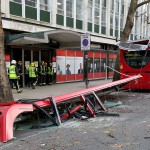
(0, 74), (142, 143)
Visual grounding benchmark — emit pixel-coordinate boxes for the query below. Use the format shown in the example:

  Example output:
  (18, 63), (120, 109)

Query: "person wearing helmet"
(28, 62), (38, 89)
(47, 62), (54, 85)
(8, 60), (22, 93)
(38, 61), (47, 86)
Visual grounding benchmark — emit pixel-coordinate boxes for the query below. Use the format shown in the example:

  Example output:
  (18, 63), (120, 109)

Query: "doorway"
(12, 49), (52, 87)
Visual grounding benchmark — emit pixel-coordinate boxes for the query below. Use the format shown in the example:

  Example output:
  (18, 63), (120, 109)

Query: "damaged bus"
(119, 39), (150, 90)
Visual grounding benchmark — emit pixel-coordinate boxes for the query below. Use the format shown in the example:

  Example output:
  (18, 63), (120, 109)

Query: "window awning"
(6, 30), (81, 48)
(6, 29), (117, 49)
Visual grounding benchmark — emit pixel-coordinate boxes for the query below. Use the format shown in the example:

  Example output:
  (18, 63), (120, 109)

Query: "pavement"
(2, 79), (150, 150)
(12, 79), (112, 100)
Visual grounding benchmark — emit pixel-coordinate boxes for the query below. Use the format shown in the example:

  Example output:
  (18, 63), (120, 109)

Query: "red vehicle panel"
(120, 39), (150, 90)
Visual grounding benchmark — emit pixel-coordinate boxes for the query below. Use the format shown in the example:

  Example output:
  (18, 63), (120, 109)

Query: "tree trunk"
(0, 1), (14, 103)
(113, 0), (138, 81)
(120, 0), (138, 42)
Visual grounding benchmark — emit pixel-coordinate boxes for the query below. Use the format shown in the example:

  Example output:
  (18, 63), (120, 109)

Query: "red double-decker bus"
(120, 39), (150, 90)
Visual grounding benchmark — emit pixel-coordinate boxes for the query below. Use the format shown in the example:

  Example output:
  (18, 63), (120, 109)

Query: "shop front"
(5, 45), (53, 87)
(5, 29), (117, 86)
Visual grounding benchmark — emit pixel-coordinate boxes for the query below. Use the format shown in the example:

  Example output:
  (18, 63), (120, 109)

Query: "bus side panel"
(123, 73), (150, 90)
(120, 49), (150, 90)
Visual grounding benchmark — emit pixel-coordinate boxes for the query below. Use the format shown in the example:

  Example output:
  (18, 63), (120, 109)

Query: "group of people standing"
(36, 61), (54, 86)
(8, 60), (54, 93)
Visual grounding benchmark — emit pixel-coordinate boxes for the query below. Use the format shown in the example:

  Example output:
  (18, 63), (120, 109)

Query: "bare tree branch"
(136, 0), (150, 9)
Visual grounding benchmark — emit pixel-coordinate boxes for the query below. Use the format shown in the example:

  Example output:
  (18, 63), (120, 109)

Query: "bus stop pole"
(106, 45), (109, 80)
(84, 51), (89, 88)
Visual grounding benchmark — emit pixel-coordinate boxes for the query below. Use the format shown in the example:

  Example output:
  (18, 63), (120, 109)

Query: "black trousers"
(9, 79), (20, 91)
(25, 74), (30, 87)
(39, 74), (46, 85)
(29, 77), (37, 87)
(19, 75), (23, 87)
(48, 75), (53, 84)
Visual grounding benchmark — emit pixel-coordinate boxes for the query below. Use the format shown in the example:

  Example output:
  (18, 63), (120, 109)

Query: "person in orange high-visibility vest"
(8, 60), (22, 93)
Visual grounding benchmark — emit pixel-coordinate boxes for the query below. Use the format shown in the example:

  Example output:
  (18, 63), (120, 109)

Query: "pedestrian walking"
(8, 60), (22, 93)
(28, 62), (38, 89)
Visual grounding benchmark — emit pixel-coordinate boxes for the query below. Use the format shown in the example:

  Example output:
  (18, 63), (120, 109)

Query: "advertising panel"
(56, 50), (66, 82)
(66, 56), (74, 75)
(56, 56), (66, 75)
(93, 52), (101, 78)
(75, 51), (83, 80)
(75, 57), (83, 74)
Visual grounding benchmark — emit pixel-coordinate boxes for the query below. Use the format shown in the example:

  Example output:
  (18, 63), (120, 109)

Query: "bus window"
(124, 50), (150, 69)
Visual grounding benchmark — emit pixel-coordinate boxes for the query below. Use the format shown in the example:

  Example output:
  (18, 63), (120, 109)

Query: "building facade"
(1, 0), (150, 85)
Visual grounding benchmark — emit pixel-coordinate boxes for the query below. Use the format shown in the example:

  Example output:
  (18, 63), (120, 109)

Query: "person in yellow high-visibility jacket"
(28, 62), (38, 89)
(38, 61), (47, 86)
(8, 60), (22, 93)
(47, 63), (54, 85)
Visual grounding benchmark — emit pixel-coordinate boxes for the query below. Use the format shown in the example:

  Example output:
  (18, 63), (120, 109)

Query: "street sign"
(81, 33), (91, 51)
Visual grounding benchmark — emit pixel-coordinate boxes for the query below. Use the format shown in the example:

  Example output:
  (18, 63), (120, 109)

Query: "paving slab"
(12, 79), (112, 100)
